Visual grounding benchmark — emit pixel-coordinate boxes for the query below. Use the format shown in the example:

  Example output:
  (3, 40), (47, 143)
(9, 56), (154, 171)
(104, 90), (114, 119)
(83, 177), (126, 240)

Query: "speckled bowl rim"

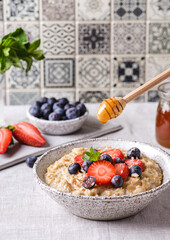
(26, 109), (89, 125)
(33, 138), (170, 201)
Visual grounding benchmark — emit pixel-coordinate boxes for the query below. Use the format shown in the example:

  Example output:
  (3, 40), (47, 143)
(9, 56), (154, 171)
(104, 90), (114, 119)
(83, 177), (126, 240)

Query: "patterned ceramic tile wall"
(0, 0), (170, 105)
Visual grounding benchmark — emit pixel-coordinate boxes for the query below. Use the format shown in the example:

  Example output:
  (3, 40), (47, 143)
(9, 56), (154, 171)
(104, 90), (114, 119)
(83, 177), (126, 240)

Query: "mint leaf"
(10, 28), (27, 43)
(82, 147), (100, 163)
(31, 49), (45, 60)
(28, 39), (40, 53)
(82, 154), (90, 161)
(0, 28), (45, 75)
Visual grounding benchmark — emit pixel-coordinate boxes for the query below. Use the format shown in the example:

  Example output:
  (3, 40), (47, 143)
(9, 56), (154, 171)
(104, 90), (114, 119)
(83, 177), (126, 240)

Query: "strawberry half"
(87, 160), (116, 185)
(101, 149), (124, 163)
(74, 154), (84, 166)
(0, 129), (13, 154)
(125, 159), (146, 171)
(114, 163), (130, 180)
(13, 121), (46, 147)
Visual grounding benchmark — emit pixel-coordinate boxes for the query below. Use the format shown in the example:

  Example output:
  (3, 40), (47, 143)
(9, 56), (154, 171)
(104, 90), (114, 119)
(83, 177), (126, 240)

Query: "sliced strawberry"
(125, 159), (146, 171)
(87, 160), (116, 185)
(114, 163), (130, 180)
(101, 149), (124, 163)
(0, 129), (12, 154)
(13, 121), (46, 147)
(74, 154), (84, 166)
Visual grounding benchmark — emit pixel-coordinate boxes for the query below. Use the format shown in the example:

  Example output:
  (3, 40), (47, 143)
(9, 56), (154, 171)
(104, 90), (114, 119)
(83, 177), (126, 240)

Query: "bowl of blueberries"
(27, 97), (88, 135)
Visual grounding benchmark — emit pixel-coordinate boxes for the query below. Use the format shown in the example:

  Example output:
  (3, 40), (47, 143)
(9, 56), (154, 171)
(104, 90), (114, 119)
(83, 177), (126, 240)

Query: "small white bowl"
(33, 139), (170, 220)
(26, 109), (89, 135)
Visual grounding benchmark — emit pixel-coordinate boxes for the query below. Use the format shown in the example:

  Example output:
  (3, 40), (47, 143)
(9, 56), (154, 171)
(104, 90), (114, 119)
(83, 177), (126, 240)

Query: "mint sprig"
(0, 28), (45, 75)
(82, 147), (100, 162)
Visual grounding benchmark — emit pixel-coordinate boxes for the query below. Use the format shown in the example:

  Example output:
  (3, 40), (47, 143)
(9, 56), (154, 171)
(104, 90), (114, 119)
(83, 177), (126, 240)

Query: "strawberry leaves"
(0, 28), (45, 75)
(82, 147), (100, 162)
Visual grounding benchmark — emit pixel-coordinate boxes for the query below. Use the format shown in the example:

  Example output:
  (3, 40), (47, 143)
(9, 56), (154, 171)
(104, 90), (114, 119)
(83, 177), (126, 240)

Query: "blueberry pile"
(29, 97), (87, 121)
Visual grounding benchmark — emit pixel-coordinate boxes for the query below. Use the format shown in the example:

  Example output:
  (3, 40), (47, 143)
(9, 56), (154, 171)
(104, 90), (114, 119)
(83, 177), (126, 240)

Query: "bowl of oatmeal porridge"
(33, 139), (170, 220)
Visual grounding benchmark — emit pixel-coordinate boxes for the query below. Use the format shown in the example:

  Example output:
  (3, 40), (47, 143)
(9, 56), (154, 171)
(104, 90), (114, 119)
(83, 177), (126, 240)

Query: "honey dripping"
(97, 97), (126, 124)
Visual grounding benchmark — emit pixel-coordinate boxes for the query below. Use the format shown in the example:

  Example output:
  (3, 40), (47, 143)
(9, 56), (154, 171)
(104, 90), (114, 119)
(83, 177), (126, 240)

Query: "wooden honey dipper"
(97, 68), (170, 124)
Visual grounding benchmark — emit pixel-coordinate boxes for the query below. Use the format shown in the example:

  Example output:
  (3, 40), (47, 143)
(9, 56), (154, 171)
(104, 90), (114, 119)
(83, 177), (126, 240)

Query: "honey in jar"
(156, 82), (170, 148)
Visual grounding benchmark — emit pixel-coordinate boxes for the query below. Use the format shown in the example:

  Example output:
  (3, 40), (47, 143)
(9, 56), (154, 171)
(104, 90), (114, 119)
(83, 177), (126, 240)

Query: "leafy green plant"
(82, 147), (100, 162)
(0, 28), (45, 75)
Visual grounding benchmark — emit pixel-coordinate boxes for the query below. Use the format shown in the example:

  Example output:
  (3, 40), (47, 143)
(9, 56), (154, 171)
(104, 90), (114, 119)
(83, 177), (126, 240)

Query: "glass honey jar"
(156, 82), (170, 148)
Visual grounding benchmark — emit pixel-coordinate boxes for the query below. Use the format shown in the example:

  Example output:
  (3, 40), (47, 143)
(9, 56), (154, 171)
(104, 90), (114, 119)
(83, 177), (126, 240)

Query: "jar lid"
(158, 82), (170, 101)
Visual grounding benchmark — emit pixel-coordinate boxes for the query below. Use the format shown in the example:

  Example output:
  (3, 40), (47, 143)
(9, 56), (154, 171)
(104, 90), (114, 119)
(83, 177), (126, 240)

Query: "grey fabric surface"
(0, 103), (170, 240)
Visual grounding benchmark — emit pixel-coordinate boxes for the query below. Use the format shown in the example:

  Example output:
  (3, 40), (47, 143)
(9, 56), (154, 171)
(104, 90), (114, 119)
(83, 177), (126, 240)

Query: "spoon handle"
(123, 68), (170, 103)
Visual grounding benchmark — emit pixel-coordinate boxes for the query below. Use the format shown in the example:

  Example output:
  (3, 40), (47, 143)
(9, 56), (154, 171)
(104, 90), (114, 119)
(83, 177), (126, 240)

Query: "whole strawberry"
(0, 129), (13, 154)
(13, 121), (46, 147)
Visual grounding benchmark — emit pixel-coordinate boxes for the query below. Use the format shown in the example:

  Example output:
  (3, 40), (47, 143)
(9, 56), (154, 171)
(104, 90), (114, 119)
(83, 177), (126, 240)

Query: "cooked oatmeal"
(44, 146), (163, 196)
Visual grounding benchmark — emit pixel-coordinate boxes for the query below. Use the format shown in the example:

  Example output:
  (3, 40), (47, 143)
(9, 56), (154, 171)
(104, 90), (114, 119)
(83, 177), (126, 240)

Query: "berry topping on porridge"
(45, 146), (163, 196)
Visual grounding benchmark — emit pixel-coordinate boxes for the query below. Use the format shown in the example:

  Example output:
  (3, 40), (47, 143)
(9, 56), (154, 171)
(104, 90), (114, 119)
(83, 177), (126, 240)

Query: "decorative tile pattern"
(42, 23), (75, 55)
(78, 0), (110, 20)
(9, 91), (40, 105)
(146, 56), (170, 82)
(79, 90), (110, 103)
(113, 23), (146, 54)
(44, 90), (75, 102)
(6, 0), (39, 21)
(0, 21), (3, 38)
(114, 0), (146, 20)
(44, 58), (75, 88)
(78, 57), (110, 88)
(149, 23), (170, 54)
(0, 0), (3, 20)
(42, 0), (74, 21)
(7, 62), (40, 89)
(148, 0), (170, 20)
(6, 23), (39, 42)
(111, 88), (145, 102)
(79, 24), (110, 54)
(147, 90), (159, 102)
(113, 56), (145, 88)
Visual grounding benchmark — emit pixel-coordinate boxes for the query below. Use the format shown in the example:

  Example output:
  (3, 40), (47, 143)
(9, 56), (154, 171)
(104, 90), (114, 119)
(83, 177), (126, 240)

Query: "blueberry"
(29, 106), (41, 118)
(71, 101), (80, 107)
(66, 107), (80, 119)
(130, 165), (142, 177)
(48, 112), (61, 121)
(41, 103), (52, 112)
(93, 149), (98, 152)
(64, 103), (73, 112)
(53, 102), (64, 111)
(58, 98), (69, 107)
(48, 97), (57, 105)
(68, 163), (81, 174)
(111, 175), (123, 188)
(100, 153), (113, 164)
(26, 156), (37, 168)
(54, 107), (65, 116)
(42, 108), (51, 119)
(115, 157), (124, 164)
(61, 116), (68, 121)
(76, 103), (87, 116)
(32, 101), (42, 108)
(82, 160), (92, 172)
(39, 97), (48, 104)
(82, 176), (96, 189)
(127, 147), (141, 159)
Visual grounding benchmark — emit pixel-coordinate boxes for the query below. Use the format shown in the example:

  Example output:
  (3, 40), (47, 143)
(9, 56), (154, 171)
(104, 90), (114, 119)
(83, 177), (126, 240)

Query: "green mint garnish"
(82, 147), (100, 162)
(0, 28), (45, 75)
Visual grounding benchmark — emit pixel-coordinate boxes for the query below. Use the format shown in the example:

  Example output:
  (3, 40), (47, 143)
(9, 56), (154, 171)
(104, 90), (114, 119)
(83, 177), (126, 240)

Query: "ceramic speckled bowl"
(33, 139), (170, 220)
(26, 110), (89, 135)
